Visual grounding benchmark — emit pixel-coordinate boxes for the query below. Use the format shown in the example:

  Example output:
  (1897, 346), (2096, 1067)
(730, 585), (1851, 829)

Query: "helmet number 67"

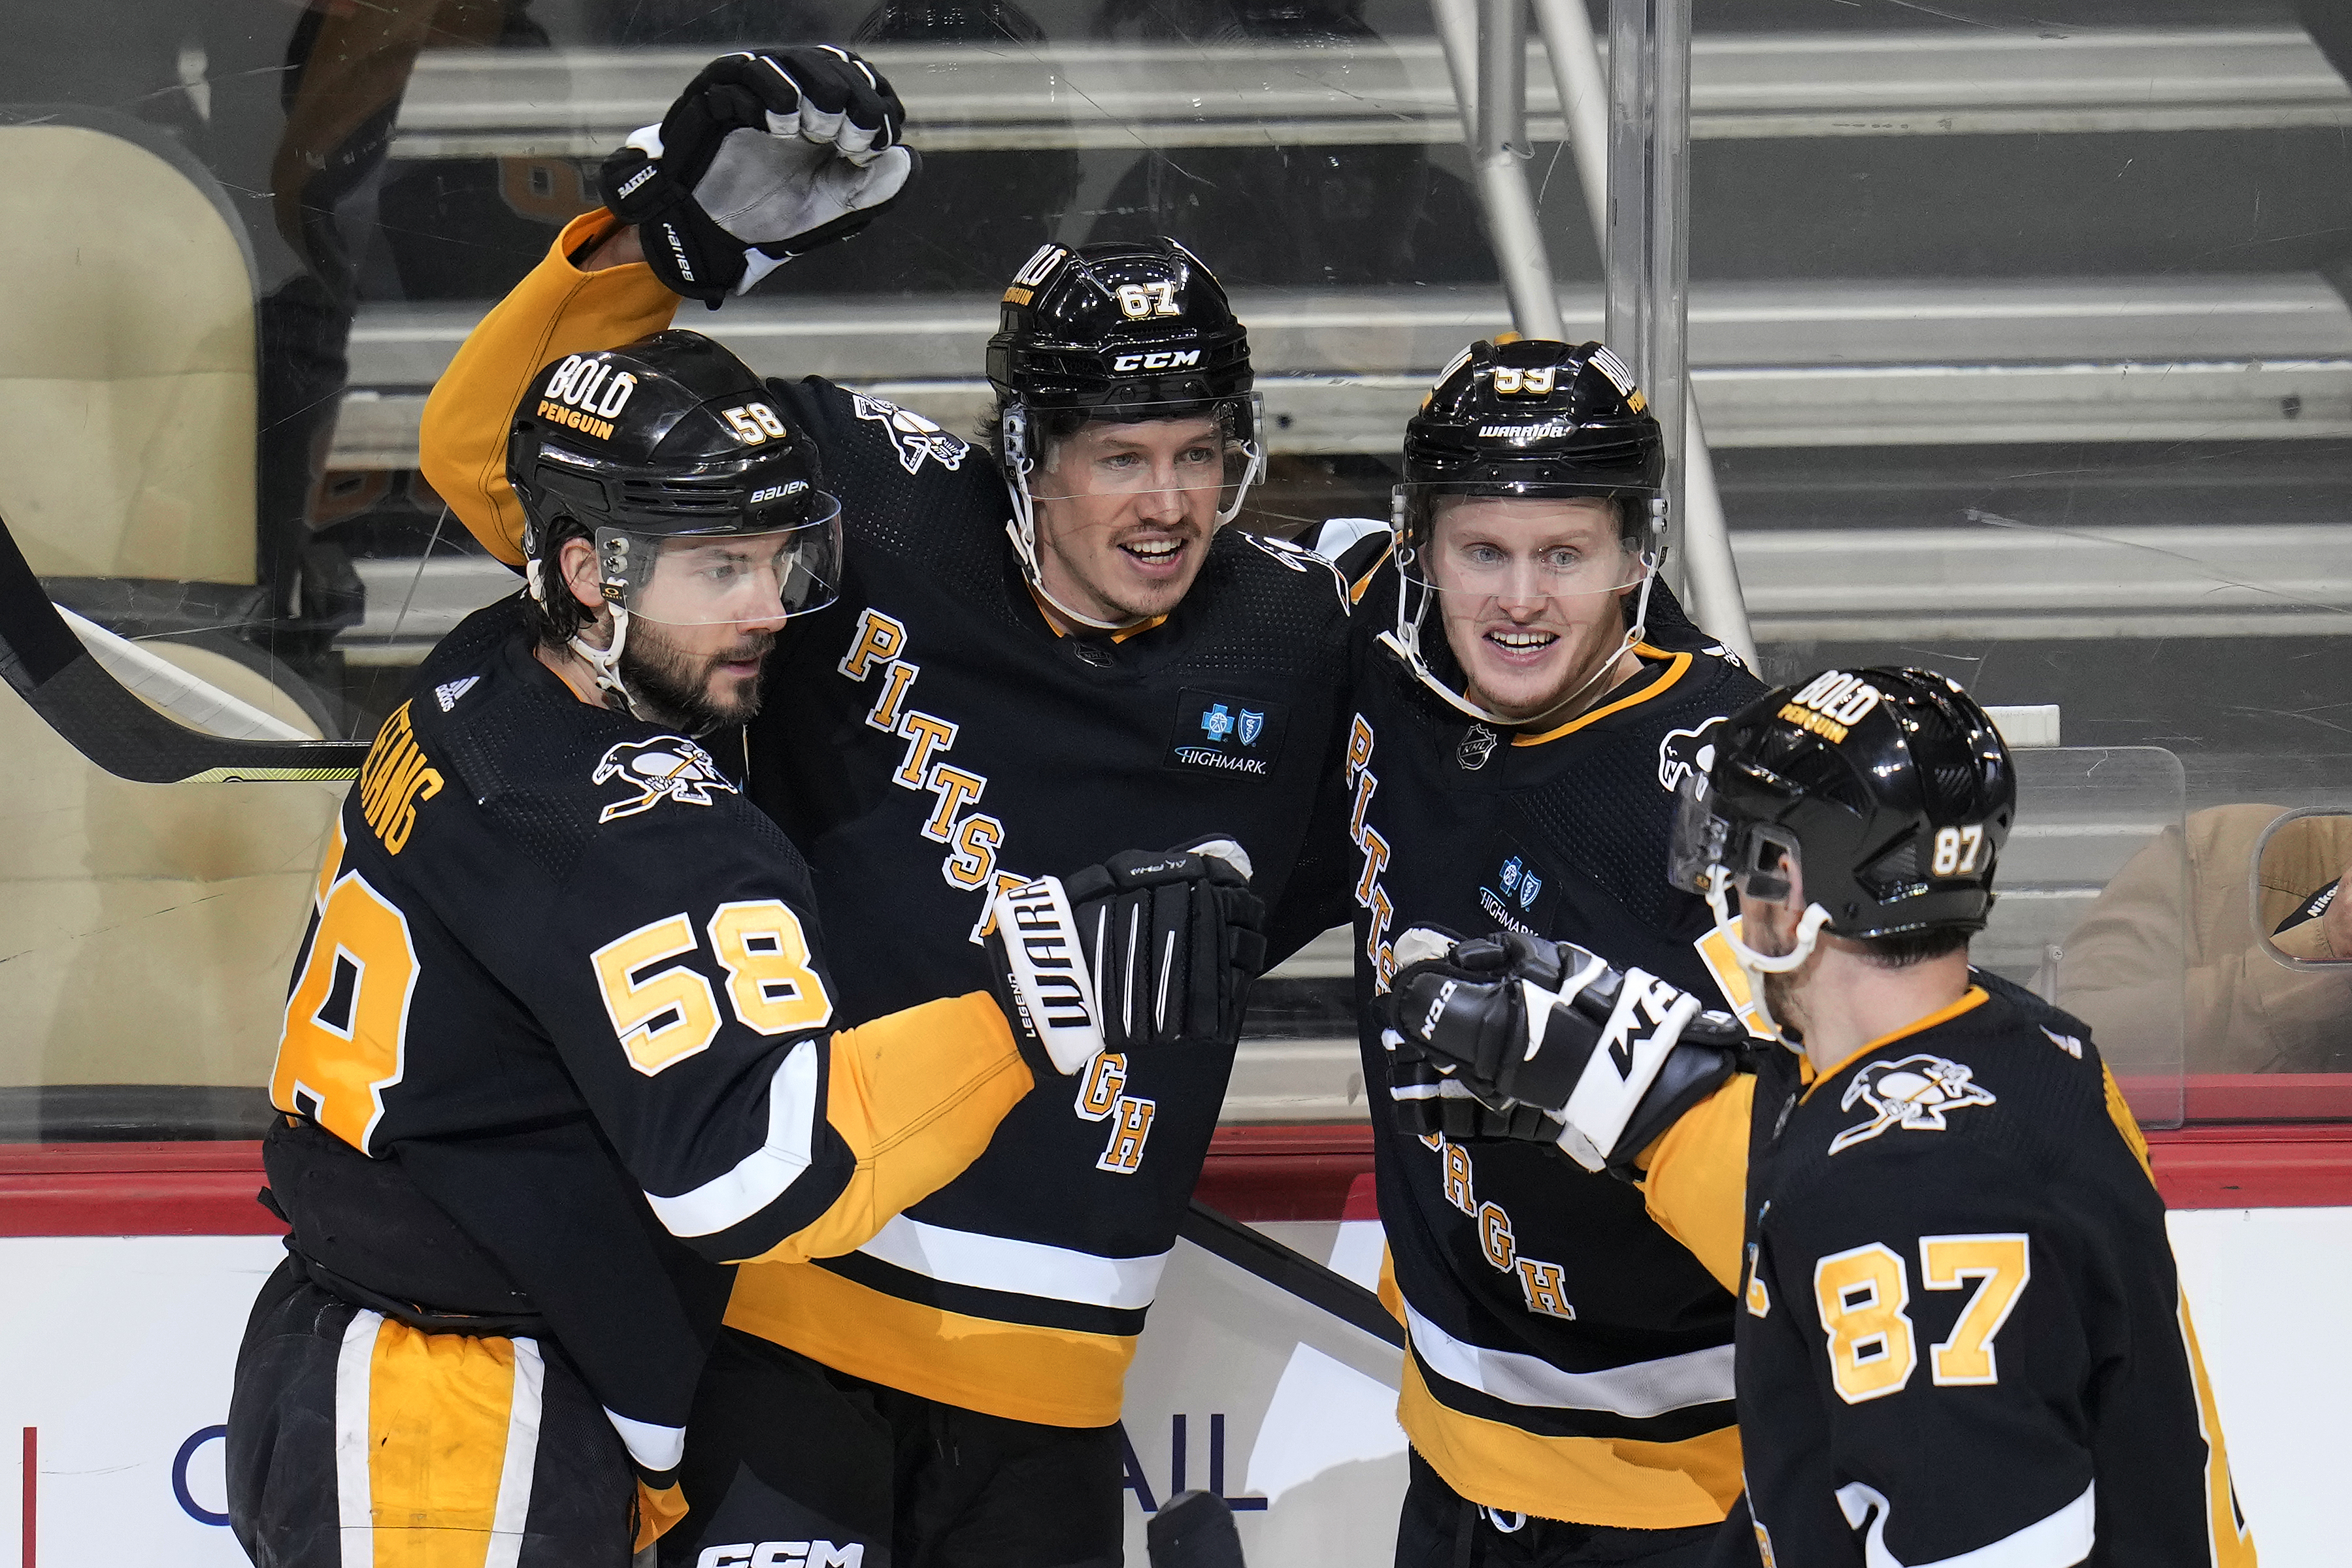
(1116, 282), (1180, 319)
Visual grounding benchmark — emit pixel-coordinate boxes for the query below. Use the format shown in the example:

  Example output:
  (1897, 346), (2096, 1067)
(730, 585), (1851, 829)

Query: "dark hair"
(523, 515), (601, 653)
(1854, 926), (1972, 969)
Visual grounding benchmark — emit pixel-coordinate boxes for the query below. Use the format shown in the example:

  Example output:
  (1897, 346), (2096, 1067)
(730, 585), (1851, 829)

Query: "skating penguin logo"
(851, 392), (969, 476)
(1829, 1054), (1996, 1154)
(593, 737), (739, 823)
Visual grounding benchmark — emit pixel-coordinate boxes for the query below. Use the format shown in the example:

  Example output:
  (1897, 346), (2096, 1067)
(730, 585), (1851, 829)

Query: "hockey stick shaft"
(1181, 1198), (1404, 1350)
(0, 508), (367, 783)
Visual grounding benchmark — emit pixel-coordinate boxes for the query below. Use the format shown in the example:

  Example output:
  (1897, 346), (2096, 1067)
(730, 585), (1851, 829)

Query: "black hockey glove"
(1383, 952), (1563, 1143)
(1387, 927), (1749, 1176)
(986, 838), (1267, 1074)
(599, 46), (916, 306)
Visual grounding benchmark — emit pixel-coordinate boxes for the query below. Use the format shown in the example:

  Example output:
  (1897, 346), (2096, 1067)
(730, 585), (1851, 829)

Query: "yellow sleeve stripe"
(418, 208), (682, 566)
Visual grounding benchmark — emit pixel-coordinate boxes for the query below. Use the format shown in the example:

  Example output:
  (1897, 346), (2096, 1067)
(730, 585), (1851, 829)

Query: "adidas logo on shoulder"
(434, 676), (480, 713)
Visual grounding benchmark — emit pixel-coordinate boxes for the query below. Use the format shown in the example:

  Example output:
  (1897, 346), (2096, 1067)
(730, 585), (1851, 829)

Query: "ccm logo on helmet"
(1111, 350), (1202, 372)
(697, 1544), (863, 1568)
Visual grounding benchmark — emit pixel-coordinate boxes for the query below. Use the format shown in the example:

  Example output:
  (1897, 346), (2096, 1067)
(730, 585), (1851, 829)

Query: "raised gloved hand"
(599, 46), (917, 306)
(1387, 927), (1750, 1175)
(987, 839), (1267, 1074)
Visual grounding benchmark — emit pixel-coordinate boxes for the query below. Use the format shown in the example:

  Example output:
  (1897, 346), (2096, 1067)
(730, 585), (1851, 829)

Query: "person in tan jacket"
(2058, 805), (2352, 1075)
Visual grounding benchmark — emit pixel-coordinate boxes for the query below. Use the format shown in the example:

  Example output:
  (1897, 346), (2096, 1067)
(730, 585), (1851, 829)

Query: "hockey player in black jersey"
(1302, 338), (1765, 1565)
(228, 332), (1263, 1567)
(1387, 668), (2258, 1568)
(417, 44), (1353, 1567)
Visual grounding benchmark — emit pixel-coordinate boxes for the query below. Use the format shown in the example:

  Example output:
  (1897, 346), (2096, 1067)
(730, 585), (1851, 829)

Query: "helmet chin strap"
(1703, 872), (1833, 1047)
(568, 606), (639, 716)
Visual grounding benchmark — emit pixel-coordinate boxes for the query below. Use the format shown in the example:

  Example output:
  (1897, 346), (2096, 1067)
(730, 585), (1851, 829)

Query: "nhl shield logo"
(1829, 1054), (1996, 1154)
(1238, 709), (1265, 746)
(593, 736), (739, 823)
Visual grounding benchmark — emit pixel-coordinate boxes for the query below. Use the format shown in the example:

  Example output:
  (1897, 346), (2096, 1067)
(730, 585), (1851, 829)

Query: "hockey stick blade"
(0, 508), (367, 783)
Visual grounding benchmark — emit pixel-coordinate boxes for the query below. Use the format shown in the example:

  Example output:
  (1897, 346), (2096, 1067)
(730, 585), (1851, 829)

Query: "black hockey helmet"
(508, 329), (842, 616)
(507, 331), (844, 706)
(986, 239), (1264, 622)
(1400, 337), (1663, 531)
(1380, 338), (1666, 725)
(1669, 666), (2017, 954)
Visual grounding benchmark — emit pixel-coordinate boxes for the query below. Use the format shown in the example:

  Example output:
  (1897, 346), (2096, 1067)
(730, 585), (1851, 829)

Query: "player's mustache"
(706, 633), (776, 666)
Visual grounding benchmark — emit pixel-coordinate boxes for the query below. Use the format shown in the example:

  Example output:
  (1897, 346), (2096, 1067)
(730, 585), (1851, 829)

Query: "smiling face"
(1427, 495), (1646, 723)
(1029, 416), (1226, 624)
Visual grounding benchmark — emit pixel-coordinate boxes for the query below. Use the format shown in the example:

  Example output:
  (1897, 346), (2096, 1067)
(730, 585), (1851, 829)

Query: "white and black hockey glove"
(599, 46), (916, 306)
(1386, 928), (1750, 1176)
(986, 840), (1267, 1075)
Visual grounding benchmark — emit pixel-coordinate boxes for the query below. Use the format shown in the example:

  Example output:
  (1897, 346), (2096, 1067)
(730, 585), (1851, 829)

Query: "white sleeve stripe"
(1835, 1478), (2095, 1568)
(642, 1039), (820, 1237)
(601, 1407), (687, 1474)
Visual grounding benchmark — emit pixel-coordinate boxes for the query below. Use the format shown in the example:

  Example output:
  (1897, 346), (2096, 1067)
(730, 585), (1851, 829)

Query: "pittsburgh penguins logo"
(1829, 1054), (1996, 1154)
(593, 737), (738, 823)
(851, 393), (970, 476)
(1657, 715), (1727, 797)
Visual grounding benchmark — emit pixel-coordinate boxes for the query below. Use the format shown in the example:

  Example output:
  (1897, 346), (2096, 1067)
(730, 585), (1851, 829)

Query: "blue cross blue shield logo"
(1519, 870), (1543, 910)
(1201, 704), (1235, 743)
(1499, 857), (1523, 894)
(1238, 710), (1266, 746)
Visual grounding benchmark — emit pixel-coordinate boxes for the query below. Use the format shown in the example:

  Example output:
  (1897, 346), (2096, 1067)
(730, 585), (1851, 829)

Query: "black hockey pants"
(1397, 1449), (1723, 1568)
(660, 1328), (1125, 1568)
(227, 1258), (640, 1567)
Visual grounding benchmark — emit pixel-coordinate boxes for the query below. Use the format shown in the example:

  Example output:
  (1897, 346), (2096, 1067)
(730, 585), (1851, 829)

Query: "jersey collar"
(1507, 644), (1692, 748)
(1797, 985), (1991, 1103)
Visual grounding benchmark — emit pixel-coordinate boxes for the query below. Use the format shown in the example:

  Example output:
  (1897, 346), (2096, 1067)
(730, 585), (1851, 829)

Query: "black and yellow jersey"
(1652, 986), (2257, 1567)
(419, 210), (1359, 1427)
(263, 599), (1031, 1493)
(1317, 535), (1767, 1528)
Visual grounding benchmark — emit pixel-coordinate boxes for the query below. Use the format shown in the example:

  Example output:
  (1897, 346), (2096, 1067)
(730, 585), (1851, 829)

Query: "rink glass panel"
(0, 0), (2345, 1140)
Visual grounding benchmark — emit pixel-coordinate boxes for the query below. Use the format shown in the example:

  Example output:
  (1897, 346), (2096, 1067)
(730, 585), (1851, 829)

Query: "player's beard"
(621, 622), (775, 732)
(1760, 968), (1812, 1044)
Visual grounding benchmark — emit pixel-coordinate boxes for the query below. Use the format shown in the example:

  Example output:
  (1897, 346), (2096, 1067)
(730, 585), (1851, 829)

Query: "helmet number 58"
(722, 403), (789, 444)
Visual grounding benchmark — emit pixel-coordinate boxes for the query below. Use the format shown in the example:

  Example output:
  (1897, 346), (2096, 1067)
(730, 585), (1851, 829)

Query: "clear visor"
(1017, 398), (1263, 527)
(595, 502), (844, 627)
(1397, 484), (1651, 606)
(1666, 770), (1795, 904)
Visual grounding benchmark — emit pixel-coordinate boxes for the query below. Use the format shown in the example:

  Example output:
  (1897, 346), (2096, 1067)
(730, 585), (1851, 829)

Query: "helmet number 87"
(723, 403), (789, 444)
(1932, 825), (1986, 876)
(1116, 282), (1180, 319)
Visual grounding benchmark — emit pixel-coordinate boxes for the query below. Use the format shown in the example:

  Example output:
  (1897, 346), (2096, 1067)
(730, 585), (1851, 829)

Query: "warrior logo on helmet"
(1829, 1053), (1997, 1154)
(594, 737), (740, 823)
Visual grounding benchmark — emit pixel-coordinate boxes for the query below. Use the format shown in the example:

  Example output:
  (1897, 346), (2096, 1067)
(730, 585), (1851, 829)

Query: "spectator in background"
(2059, 805), (2352, 1075)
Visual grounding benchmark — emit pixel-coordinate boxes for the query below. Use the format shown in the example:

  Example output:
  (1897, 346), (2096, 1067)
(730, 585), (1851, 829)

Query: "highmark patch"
(1166, 689), (1287, 781)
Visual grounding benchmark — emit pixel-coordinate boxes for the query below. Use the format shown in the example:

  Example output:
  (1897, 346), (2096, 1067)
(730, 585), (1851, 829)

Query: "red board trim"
(5, 1115), (2352, 1235)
